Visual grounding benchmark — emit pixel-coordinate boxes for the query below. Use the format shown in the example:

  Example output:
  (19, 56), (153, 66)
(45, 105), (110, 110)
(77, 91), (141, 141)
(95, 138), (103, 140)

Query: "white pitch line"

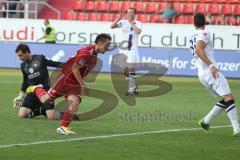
(0, 125), (231, 148)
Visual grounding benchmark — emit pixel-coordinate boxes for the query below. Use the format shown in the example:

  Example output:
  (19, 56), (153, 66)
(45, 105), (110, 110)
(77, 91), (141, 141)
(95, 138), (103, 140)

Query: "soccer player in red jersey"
(26, 33), (112, 135)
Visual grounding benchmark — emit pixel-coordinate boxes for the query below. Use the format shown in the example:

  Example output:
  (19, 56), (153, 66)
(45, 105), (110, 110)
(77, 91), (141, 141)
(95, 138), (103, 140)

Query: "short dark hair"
(95, 34), (112, 44)
(15, 44), (31, 53)
(194, 13), (206, 28)
(128, 7), (137, 14)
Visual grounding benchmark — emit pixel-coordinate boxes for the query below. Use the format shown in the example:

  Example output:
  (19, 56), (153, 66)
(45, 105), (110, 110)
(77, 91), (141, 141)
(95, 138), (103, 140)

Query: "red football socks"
(61, 109), (74, 127)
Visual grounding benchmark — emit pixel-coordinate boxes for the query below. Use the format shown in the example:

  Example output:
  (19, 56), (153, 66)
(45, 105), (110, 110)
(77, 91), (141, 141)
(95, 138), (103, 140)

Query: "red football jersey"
(61, 45), (97, 82)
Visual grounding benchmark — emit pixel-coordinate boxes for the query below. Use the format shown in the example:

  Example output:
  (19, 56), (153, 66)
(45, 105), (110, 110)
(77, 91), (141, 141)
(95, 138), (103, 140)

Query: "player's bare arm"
(129, 22), (142, 34)
(72, 62), (85, 86)
(110, 12), (125, 29)
(196, 40), (219, 79)
(72, 62), (89, 95)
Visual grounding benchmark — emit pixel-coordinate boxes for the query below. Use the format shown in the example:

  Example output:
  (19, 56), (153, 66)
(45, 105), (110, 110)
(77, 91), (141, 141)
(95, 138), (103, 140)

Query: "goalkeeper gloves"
(13, 91), (26, 109)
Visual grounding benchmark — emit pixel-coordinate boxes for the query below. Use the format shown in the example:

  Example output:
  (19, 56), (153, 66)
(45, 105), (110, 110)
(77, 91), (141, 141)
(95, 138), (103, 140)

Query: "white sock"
(226, 107), (240, 132)
(129, 77), (136, 92)
(128, 73), (137, 92)
(204, 105), (224, 124)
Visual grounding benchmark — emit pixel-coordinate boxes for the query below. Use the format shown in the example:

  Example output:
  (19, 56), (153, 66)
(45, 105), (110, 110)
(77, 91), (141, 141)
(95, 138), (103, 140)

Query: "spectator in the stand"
(235, 16), (240, 26)
(226, 15), (240, 26)
(7, 0), (21, 18)
(16, 0), (25, 18)
(0, 2), (6, 18)
(37, 19), (57, 44)
(160, 2), (177, 23)
(219, 15), (226, 25)
(205, 13), (213, 25)
(211, 14), (226, 25)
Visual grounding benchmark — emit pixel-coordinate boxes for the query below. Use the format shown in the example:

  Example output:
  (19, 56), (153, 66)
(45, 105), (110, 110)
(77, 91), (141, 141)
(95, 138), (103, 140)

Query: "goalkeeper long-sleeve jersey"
(21, 55), (64, 92)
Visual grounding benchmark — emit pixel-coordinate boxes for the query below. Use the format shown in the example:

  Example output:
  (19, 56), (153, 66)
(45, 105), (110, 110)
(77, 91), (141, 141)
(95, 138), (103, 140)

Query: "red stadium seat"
(145, 3), (156, 13)
(120, 1), (131, 12)
(108, 1), (119, 12)
(76, 12), (85, 21)
(183, 4), (194, 14)
(73, 0), (83, 11)
(87, 13), (98, 21)
(137, 14), (148, 23)
(195, 3), (206, 14)
(96, 1), (107, 12)
(227, 0), (239, 4)
(175, 15), (185, 24)
(100, 13), (111, 21)
(111, 13), (119, 21)
(85, 1), (95, 11)
(173, 3), (182, 13)
(208, 4), (220, 15)
(187, 0), (199, 2)
(185, 16), (194, 24)
(214, 0), (225, 3)
(221, 4), (233, 15)
(202, 0), (212, 2)
(149, 14), (161, 23)
(234, 5), (240, 15)
(64, 11), (75, 20)
(133, 2), (144, 13)
(157, 3), (168, 13)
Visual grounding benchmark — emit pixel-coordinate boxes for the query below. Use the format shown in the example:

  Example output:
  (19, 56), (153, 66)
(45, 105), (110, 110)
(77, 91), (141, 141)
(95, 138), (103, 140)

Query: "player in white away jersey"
(111, 8), (142, 96)
(188, 13), (240, 136)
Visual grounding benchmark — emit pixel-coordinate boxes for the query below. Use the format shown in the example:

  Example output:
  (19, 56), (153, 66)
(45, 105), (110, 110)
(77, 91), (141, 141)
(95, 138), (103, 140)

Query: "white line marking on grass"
(0, 125), (231, 148)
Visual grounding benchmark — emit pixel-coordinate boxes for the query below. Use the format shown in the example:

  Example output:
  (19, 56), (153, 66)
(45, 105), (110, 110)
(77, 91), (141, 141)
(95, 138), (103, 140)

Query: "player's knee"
(69, 103), (79, 113)
(72, 105), (79, 113)
(40, 94), (52, 104)
(46, 116), (57, 120)
(223, 94), (234, 102)
(18, 108), (30, 118)
(40, 97), (48, 104)
(66, 95), (81, 112)
(45, 110), (57, 120)
(68, 96), (81, 106)
(18, 112), (27, 118)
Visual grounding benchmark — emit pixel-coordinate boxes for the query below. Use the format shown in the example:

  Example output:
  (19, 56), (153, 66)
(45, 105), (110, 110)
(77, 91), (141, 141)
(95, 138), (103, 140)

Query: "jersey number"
(189, 37), (196, 55)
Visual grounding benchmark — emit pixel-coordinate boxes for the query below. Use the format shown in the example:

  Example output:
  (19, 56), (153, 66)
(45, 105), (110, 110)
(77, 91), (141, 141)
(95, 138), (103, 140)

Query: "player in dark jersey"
(26, 34), (112, 135)
(14, 44), (64, 119)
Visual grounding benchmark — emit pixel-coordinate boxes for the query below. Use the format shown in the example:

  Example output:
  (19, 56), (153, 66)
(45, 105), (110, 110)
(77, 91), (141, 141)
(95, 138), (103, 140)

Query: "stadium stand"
(134, 1), (144, 13)
(208, 4), (220, 15)
(35, 0), (239, 25)
(96, 1), (108, 12)
(100, 12), (111, 21)
(195, 3), (207, 14)
(234, 4), (240, 15)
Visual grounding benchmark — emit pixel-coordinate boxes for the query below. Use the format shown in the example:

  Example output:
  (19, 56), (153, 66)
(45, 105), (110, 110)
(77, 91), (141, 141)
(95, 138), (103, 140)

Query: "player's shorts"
(48, 74), (81, 99)
(198, 72), (231, 97)
(22, 93), (54, 111)
(119, 48), (140, 64)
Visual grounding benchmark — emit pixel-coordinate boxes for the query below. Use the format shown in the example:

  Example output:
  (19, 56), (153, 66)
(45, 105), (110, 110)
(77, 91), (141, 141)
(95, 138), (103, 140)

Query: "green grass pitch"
(0, 68), (240, 160)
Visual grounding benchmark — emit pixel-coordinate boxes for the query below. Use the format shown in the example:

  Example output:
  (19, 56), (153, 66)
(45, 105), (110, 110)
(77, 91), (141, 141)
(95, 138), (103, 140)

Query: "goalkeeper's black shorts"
(22, 93), (55, 111)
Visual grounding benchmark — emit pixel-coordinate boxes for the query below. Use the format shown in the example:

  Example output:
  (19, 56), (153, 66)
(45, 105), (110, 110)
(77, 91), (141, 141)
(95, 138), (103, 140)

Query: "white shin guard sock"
(204, 105), (224, 124)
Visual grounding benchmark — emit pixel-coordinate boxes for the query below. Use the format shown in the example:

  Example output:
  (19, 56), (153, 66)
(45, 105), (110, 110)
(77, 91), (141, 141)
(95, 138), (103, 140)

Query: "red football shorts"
(48, 74), (81, 99)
